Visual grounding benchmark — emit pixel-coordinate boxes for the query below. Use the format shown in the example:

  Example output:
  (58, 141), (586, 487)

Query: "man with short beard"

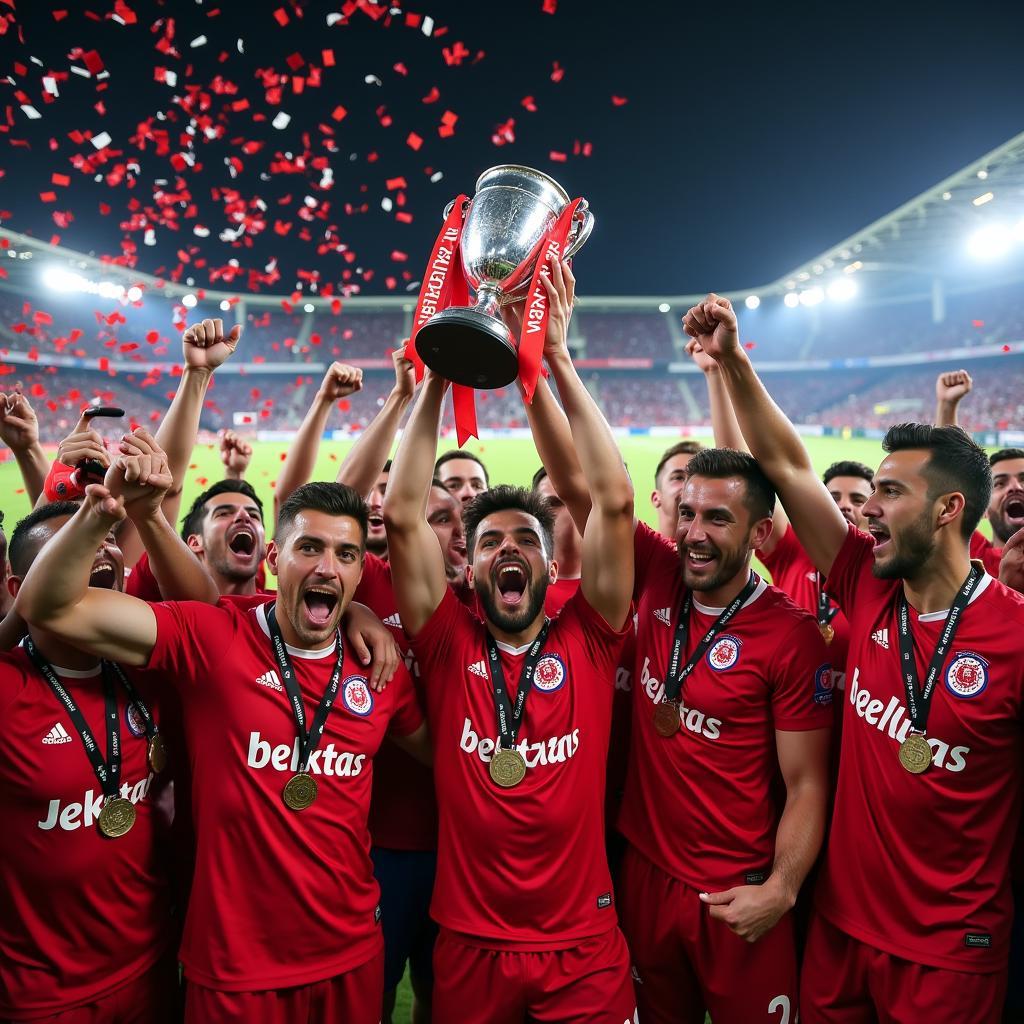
(434, 449), (489, 507)
(650, 439), (705, 539)
(689, 292), (1024, 1023)
(384, 258), (637, 1023)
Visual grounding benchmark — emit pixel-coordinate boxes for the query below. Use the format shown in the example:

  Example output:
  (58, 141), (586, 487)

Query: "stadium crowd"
(1, 266), (1023, 1024)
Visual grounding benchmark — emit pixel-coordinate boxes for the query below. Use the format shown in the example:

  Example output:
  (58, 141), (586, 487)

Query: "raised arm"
(0, 392), (49, 506)
(934, 369), (972, 427)
(687, 294), (847, 576)
(336, 346), (415, 497)
(542, 259), (633, 628)
(218, 429), (253, 481)
(274, 361), (363, 517)
(382, 372), (450, 635)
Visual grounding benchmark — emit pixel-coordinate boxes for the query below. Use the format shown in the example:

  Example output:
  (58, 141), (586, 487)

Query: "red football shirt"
(0, 650), (171, 1019)
(126, 552), (275, 602)
(141, 598), (422, 991)
(971, 529), (1002, 577)
(619, 523), (833, 890)
(410, 586), (629, 948)
(817, 524), (1024, 973)
(356, 553), (437, 852)
(545, 576), (581, 617)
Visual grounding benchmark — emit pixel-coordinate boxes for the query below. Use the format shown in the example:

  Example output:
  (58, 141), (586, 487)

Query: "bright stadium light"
(1014, 217), (1024, 241)
(827, 278), (858, 302)
(657, 302), (671, 313)
(967, 223), (1013, 261)
(219, 299), (231, 311)
(304, 302), (315, 313)
(744, 295), (760, 310)
(783, 291), (800, 308)
(799, 287), (825, 307)
(182, 293), (198, 308)
(43, 266), (85, 292)
(126, 286), (143, 302)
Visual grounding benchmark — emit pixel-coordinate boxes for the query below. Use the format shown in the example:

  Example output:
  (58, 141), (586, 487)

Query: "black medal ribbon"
(663, 571), (759, 703)
(816, 573), (840, 627)
(103, 660), (160, 744)
(896, 566), (982, 734)
(266, 604), (344, 771)
(24, 635), (121, 802)
(485, 621), (550, 752)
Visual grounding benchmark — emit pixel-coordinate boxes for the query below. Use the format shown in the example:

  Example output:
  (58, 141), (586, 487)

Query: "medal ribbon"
(266, 604), (344, 771)
(896, 566), (982, 734)
(816, 574), (840, 627)
(24, 635), (121, 802)
(662, 572), (759, 703)
(485, 621), (551, 752)
(103, 660), (161, 745)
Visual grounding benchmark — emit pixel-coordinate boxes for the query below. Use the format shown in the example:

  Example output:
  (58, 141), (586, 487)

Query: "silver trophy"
(415, 165), (594, 389)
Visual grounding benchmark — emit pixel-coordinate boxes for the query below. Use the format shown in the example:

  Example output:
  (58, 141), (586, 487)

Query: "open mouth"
(302, 586), (339, 627)
(684, 547), (717, 571)
(89, 563), (117, 589)
(495, 561), (528, 606)
(367, 513), (385, 530)
(1003, 496), (1024, 527)
(868, 523), (891, 553)
(228, 529), (256, 557)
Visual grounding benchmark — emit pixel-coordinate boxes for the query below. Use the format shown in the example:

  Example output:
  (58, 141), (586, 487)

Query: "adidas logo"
(255, 670), (284, 692)
(653, 607), (672, 627)
(383, 612), (402, 628)
(871, 628), (890, 650)
(467, 660), (488, 679)
(42, 722), (73, 745)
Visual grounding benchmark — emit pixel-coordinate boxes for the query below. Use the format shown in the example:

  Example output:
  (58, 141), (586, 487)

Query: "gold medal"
(489, 747), (527, 788)
(283, 771), (318, 811)
(819, 623), (835, 645)
(147, 735), (168, 774)
(98, 797), (136, 838)
(898, 733), (933, 774)
(653, 701), (681, 738)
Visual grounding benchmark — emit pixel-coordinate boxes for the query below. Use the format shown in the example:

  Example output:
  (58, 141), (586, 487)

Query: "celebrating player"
(383, 256), (638, 1023)
(434, 448), (489, 506)
(650, 440), (705, 539)
(691, 292), (1024, 1022)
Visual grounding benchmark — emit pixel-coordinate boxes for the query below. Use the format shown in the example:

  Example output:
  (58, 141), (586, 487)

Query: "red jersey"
(619, 523), (833, 891)
(126, 551), (275, 602)
(356, 553), (437, 852)
(817, 524), (1024, 973)
(410, 587), (629, 948)
(0, 650), (171, 1019)
(141, 599), (422, 991)
(545, 576), (581, 617)
(759, 523), (851, 684)
(971, 529), (1002, 577)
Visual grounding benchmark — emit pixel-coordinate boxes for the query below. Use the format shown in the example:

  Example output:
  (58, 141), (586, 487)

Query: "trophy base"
(416, 309), (520, 390)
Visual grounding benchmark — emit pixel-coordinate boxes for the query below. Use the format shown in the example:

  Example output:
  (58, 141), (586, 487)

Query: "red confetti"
(331, 105), (348, 122)
(406, 131), (423, 151)
(611, 95), (629, 106)
(82, 50), (105, 75)
(273, 7), (289, 26)
(1003, 345), (1011, 353)
(51, 173), (70, 187)
(551, 61), (564, 83)
(542, 0), (558, 11)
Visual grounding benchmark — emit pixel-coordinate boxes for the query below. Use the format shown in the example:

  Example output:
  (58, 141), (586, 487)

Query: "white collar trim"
(692, 575), (768, 617)
(256, 602), (338, 660)
(917, 571), (992, 622)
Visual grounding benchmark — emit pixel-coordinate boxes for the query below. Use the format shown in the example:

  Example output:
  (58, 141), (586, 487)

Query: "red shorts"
(183, 953), (382, 1024)
(617, 844), (798, 1024)
(4, 956), (179, 1024)
(801, 913), (1008, 1024)
(432, 927), (637, 1024)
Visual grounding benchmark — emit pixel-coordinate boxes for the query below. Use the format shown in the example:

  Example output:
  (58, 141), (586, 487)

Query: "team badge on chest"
(707, 635), (741, 671)
(533, 653), (566, 693)
(944, 652), (988, 699)
(342, 675), (374, 716)
(125, 703), (147, 737)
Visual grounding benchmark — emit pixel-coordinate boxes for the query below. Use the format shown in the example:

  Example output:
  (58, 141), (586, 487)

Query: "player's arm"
(702, 726), (830, 943)
(998, 526), (1024, 595)
(382, 372), (449, 636)
(336, 346), (415, 497)
(274, 361), (363, 516)
(934, 369), (972, 427)
(0, 392), (49, 506)
(342, 601), (401, 691)
(218, 430), (253, 481)
(688, 294), (847, 576)
(543, 259), (634, 628)
(15, 486), (158, 667)
(391, 722), (433, 766)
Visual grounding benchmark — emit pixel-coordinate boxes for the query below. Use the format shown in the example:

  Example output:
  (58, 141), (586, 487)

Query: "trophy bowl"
(415, 165), (594, 389)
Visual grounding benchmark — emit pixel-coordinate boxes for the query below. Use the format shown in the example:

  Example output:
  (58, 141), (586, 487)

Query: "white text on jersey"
(459, 718), (580, 769)
(38, 773), (155, 832)
(247, 732), (366, 777)
(640, 655), (722, 740)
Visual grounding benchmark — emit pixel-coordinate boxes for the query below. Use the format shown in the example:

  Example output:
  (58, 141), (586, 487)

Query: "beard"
(208, 550), (260, 584)
(871, 511), (937, 580)
(678, 540), (751, 594)
(365, 532), (388, 558)
(477, 575), (550, 634)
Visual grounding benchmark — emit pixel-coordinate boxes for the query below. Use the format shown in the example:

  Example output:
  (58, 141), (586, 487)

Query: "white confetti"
(237, 38), (245, 54)
(70, 66), (91, 78)
(163, 69), (178, 87)
(190, 35), (207, 48)
(91, 131), (112, 150)
(42, 76), (59, 96)
(422, 15), (434, 35)
(144, 229), (157, 246)
(193, 225), (211, 237)
(272, 111), (291, 129)
(364, 74), (382, 86)
(303, 195), (317, 208)
(381, 197), (393, 212)
(326, 12), (344, 25)
(430, 171), (444, 183)
(20, 104), (41, 120)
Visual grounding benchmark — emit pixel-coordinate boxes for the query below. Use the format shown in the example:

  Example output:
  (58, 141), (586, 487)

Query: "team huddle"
(1, 262), (1023, 1024)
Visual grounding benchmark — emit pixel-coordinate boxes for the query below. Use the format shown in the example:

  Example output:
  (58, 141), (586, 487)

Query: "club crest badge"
(708, 635), (741, 672)
(343, 675), (374, 716)
(813, 664), (834, 707)
(944, 652), (988, 699)
(533, 654), (566, 693)
(125, 703), (147, 737)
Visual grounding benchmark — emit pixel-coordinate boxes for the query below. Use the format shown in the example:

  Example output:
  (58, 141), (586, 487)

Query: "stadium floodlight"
(972, 191), (994, 207)
(657, 302), (671, 313)
(827, 278), (858, 302)
(43, 266), (86, 292)
(783, 291), (800, 308)
(799, 287), (825, 307)
(967, 223), (1013, 261)
(219, 299), (231, 311)
(126, 286), (143, 302)
(304, 302), (315, 313)
(1014, 217), (1024, 241)
(744, 295), (760, 310)
(182, 293), (198, 308)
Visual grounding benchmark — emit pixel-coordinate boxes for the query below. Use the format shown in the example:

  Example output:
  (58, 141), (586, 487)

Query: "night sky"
(1, 0), (1022, 297)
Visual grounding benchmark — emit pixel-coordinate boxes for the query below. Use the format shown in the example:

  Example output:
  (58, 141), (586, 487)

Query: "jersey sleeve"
(0, 654), (29, 717)
(822, 522), (883, 615)
(757, 522), (799, 579)
(124, 551), (164, 603)
(970, 531), (1002, 577)
(557, 589), (631, 688)
(141, 600), (240, 688)
(353, 553), (392, 615)
(634, 521), (677, 597)
(768, 612), (835, 731)
(386, 661), (425, 738)
(407, 586), (474, 690)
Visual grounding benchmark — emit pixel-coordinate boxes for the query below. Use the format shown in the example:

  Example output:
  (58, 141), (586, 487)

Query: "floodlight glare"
(657, 302), (670, 313)
(744, 295), (760, 310)
(304, 303), (315, 313)
(1014, 217), (1024, 242)
(827, 278), (858, 302)
(126, 286), (143, 302)
(967, 224), (1013, 261)
(43, 266), (84, 292)
(799, 287), (825, 307)
(219, 299), (231, 311)
(182, 293), (198, 308)
(783, 291), (800, 308)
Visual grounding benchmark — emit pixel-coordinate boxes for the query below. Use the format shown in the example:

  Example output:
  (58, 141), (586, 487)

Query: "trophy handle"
(442, 196), (471, 221)
(564, 200), (594, 259)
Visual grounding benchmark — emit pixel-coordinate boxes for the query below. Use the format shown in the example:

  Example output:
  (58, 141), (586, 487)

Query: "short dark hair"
(9, 500), (82, 576)
(531, 466), (548, 491)
(276, 481), (369, 550)
(882, 423), (991, 538)
(823, 460), (874, 487)
(655, 440), (704, 488)
(684, 448), (776, 521)
(463, 484), (555, 562)
(181, 479), (264, 541)
(435, 449), (489, 485)
(989, 448), (1024, 468)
